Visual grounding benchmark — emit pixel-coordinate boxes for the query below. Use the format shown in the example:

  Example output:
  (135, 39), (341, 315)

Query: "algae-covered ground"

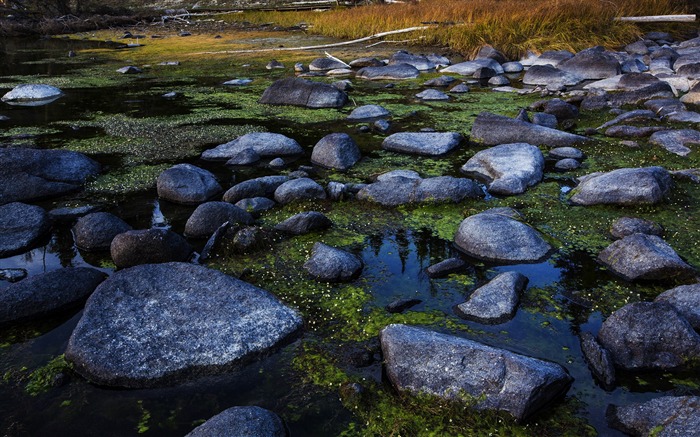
(1, 24), (700, 437)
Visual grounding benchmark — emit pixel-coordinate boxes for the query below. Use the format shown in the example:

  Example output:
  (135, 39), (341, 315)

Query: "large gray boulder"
(156, 164), (222, 205)
(522, 65), (583, 86)
(347, 104), (390, 121)
(461, 143), (544, 195)
(607, 396), (700, 437)
(274, 178), (327, 204)
(454, 209), (552, 263)
(201, 133), (303, 161)
(598, 234), (695, 281)
(357, 173), (482, 207)
(0, 267), (106, 325)
(470, 112), (588, 147)
(185, 406), (286, 437)
(303, 242), (363, 282)
(610, 217), (663, 239)
(1, 83), (63, 105)
(441, 59), (504, 76)
(274, 211), (332, 235)
(598, 302), (700, 370)
(311, 133), (361, 170)
(389, 51), (435, 70)
(569, 167), (672, 206)
(559, 46), (621, 80)
(0, 202), (50, 257)
(455, 271), (528, 324)
(649, 129), (700, 157)
(380, 324), (573, 421)
(73, 212), (132, 251)
(184, 202), (254, 238)
(0, 148), (100, 205)
(355, 64), (420, 80)
(309, 57), (348, 71)
(223, 175), (289, 203)
(259, 77), (348, 108)
(110, 228), (193, 269)
(65, 262), (303, 387)
(382, 132), (462, 156)
(655, 283), (700, 330)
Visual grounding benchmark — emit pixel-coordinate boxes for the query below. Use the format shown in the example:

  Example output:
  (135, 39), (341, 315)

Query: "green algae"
(25, 355), (71, 397)
(86, 163), (170, 196)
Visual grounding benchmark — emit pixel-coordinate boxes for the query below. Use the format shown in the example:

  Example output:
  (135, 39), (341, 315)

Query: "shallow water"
(1, 34), (699, 436)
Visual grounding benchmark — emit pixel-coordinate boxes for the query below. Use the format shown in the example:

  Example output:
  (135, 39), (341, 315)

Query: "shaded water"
(1, 35), (699, 436)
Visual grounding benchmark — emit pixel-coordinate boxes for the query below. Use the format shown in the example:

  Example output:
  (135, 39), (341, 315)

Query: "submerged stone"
(202, 133), (303, 160)
(471, 112), (588, 147)
(303, 242), (363, 282)
(156, 164), (222, 206)
(185, 406), (286, 437)
(259, 77), (348, 108)
(0, 202), (50, 257)
(455, 271), (528, 324)
(73, 212), (132, 252)
(607, 396), (700, 437)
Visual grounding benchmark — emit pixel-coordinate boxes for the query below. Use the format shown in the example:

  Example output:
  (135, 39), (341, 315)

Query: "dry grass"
(235, 0), (692, 58)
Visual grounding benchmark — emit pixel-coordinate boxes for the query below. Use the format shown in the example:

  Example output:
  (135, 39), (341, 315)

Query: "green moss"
(398, 202), (470, 241)
(86, 163), (170, 195)
(25, 355), (71, 397)
(136, 400), (151, 434)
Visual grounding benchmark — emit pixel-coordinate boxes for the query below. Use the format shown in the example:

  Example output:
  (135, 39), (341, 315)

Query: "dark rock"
(0, 202), (50, 257)
(423, 75), (456, 87)
(542, 98), (579, 121)
(356, 64), (420, 80)
(598, 234), (694, 281)
(157, 164), (222, 205)
(554, 158), (580, 171)
(73, 212), (131, 251)
(48, 205), (102, 223)
(477, 45), (508, 64)
(461, 143), (544, 195)
(649, 129), (700, 157)
(199, 221), (231, 262)
(380, 324), (573, 421)
(441, 59), (503, 75)
(274, 178), (327, 204)
(570, 167), (671, 206)
(268, 157), (285, 169)
(386, 298), (422, 313)
(666, 110), (700, 123)
(610, 217), (663, 239)
(605, 125), (666, 138)
(349, 57), (384, 68)
(373, 119), (391, 133)
(415, 89), (450, 100)
(225, 148), (260, 166)
(580, 331), (616, 390)
(223, 175), (289, 203)
(0, 148), (100, 205)
(357, 173), (481, 206)
(677, 62), (700, 79)
(618, 72), (661, 90)
(184, 202), (254, 238)
(470, 112), (588, 147)
(449, 83), (470, 93)
(382, 132), (462, 156)
(202, 132), (302, 160)
(655, 283), (700, 330)
(274, 211), (332, 235)
(548, 146), (584, 160)
(309, 57), (348, 71)
(311, 133), (361, 170)
(110, 228), (193, 269)
(455, 271), (528, 324)
(413, 176), (482, 203)
(454, 209), (552, 263)
(583, 82), (675, 110)
(266, 60), (284, 69)
(488, 75), (510, 86)
(559, 46), (620, 80)
(0, 268), (27, 283)
(598, 302), (700, 370)
(303, 242), (363, 282)
(522, 65), (583, 87)
(116, 66), (142, 74)
(332, 79), (352, 91)
(596, 109), (658, 130)
(259, 77), (347, 108)
(388, 51), (435, 71)
(185, 406), (285, 437)
(347, 104), (390, 121)
(607, 396), (700, 437)
(235, 197), (276, 217)
(65, 263), (302, 387)
(621, 58), (648, 74)
(326, 181), (347, 201)
(624, 40), (649, 56)
(232, 226), (268, 252)
(473, 67), (496, 79)
(425, 257), (466, 278)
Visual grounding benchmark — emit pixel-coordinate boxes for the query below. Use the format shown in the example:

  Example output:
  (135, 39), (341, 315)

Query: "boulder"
(386, 298), (422, 314)
(441, 59), (504, 76)
(476, 45), (508, 64)
(0, 202), (50, 257)
(425, 257), (466, 278)
(156, 164), (222, 205)
(423, 76), (457, 87)
(274, 211), (332, 235)
(415, 89), (450, 100)
(598, 233), (694, 281)
(455, 271), (528, 324)
(548, 146), (584, 160)
(388, 51), (435, 71)
(461, 143), (544, 195)
(48, 205), (101, 222)
(358, 174), (481, 207)
(348, 57), (383, 68)
(522, 65), (583, 87)
(579, 331), (616, 390)
(607, 396), (700, 437)
(569, 167), (671, 206)
(73, 212), (132, 251)
(502, 62), (524, 73)
(309, 57), (348, 71)
(185, 406), (286, 437)
(454, 209), (552, 263)
(65, 263), (303, 387)
(116, 66), (142, 74)
(303, 242), (363, 282)
(110, 228), (193, 269)
(0, 148), (100, 205)
(184, 202), (254, 238)
(235, 197), (276, 217)
(488, 75), (510, 86)
(596, 109), (658, 130)
(1, 84), (63, 105)
(259, 77), (348, 108)
(470, 112), (588, 147)
(382, 132), (462, 156)
(531, 112), (557, 129)
(649, 129), (700, 156)
(225, 148), (260, 166)
(347, 104), (390, 121)
(380, 324), (573, 421)
(274, 178), (327, 204)
(554, 158), (580, 171)
(655, 283), (700, 330)
(223, 175), (290, 203)
(355, 64), (420, 80)
(523, 50), (574, 67)
(559, 46), (621, 80)
(0, 267), (107, 325)
(582, 82), (675, 110)
(598, 302), (700, 370)
(610, 217), (663, 239)
(311, 133), (361, 170)
(541, 98), (579, 121)
(202, 133), (302, 161)
(605, 125), (666, 138)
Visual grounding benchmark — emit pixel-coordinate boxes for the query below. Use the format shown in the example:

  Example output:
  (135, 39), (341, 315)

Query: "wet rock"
(202, 132), (303, 160)
(0, 148), (100, 205)
(523, 65), (583, 87)
(225, 148), (260, 166)
(223, 175), (289, 203)
(274, 211), (332, 235)
(347, 104), (390, 121)
(380, 324), (573, 421)
(570, 166), (671, 206)
(357, 173), (481, 207)
(382, 132), (462, 156)
(425, 257), (466, 278)
(596, 109), (657, 130)
(0, 202), (50, 257)
(473, 67), (496, 79)
(598, 302), (700, 370)
(326, 181), (347, 201)
(110, 228), (193, 269)
(423, 75), (456, 87)
(559, 46), (620, 80)
(454, 209), (552, 263)
(476, 45), (508, 64)
(502, 62), (524, 73)
(116, 66), (142, 74)
(235, 197), (276, 217)
(268, 157), (285, 169)
(266, 60), (284, 69)
(655, 283), (700, 330)
(415, 89), (449, 100)
(1, 84), (63, 105)
(605, 125), (666, 138)
(649, 129), (700, 156)
(441, 59), (504, 75)
(0, 267), (106, 325)
(303, 242), (363, 282)
(455, 271), (527, 324)
(0, 268), (27, 283)
(66, 262), (302, 387)
(156, 164), (222, 205)
(488, 75), (510, 86)
(73, 212), (132, 251)
(554, 158), (580, 171)
(231, 226), (268, 253)
(259, 77), (347, 108)
(274, 178), (326, 204)
(580, 331), (616, 390)
(184, 202), (253, 238)
(470, 112), (588, 147)
(356, 64), (420, 80)
(548, 146), (584, 160)
(610, 217), (663, 239)
(386, 298), (422, 313)
(540, 98), (579, 121)
(449, 83), (470, 93)
(388, 51), (435, 71)
(461, 143), (544, 195)
(582, 82), (675, 110)
(311, 133), (361, 170)
(185, 406), (285, 437)
(607, 396), (700, 437)
(309, 57), (348, 71)
(349, 57), (384, 68)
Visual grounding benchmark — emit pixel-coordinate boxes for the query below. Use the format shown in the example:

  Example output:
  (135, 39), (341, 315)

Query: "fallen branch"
(365, 37), (425, 48)
(193, 25), (434, 54)
(614, 14), (696, 23)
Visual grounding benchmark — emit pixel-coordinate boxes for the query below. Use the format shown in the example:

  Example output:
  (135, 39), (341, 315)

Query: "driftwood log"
(614, 14), (696, 23)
